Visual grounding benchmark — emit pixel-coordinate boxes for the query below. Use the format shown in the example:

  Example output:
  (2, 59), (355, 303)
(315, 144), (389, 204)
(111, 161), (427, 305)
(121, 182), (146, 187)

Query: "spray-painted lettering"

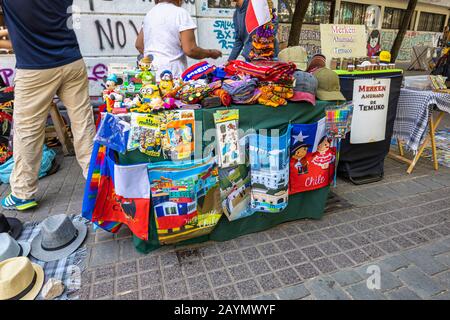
(0, 69), (14, 87)
(213, 20), (235, 50)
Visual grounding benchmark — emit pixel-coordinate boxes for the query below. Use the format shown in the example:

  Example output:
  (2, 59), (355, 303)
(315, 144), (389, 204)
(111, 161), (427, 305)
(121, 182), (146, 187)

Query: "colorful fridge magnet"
(213, 109), (243, 168)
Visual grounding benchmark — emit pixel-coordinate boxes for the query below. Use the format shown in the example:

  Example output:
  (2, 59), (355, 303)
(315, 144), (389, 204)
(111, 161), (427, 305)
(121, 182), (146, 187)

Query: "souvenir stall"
(82, 10), (353, 254)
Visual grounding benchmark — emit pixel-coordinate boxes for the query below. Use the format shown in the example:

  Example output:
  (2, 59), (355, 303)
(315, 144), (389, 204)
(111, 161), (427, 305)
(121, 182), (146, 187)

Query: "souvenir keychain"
(213, 109), (243, 168)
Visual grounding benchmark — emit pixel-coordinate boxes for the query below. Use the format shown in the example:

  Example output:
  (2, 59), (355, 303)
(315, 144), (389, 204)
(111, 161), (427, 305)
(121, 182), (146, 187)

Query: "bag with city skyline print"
(148, 158), (223, 245)
(218, 135), (255, 221)
(248, 128), (291, 213)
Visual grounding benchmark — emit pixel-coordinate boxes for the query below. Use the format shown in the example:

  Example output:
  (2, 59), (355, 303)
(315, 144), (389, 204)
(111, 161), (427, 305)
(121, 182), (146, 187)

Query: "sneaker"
(1, 193), (38, 211)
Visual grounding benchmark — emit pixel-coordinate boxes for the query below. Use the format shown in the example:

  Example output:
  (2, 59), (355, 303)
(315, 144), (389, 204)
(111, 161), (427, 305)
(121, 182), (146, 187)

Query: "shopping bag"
(148, 158), (222, 245)
(289, 118), (336, 194)
(90, 149), (151, 240)
(94, 113), (130, 154)
(248, 128), (291, 213)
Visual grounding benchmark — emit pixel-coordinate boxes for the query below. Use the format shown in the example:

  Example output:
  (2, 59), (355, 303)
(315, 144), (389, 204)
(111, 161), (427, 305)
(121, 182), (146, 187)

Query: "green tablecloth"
(119, 102), (331, 254)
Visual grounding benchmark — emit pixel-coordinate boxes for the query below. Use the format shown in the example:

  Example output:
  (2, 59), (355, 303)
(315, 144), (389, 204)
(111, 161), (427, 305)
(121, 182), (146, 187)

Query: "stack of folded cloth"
(249, 14), (276, 61)
(225, 60), (296, 84)
(222, 77), (260, 104)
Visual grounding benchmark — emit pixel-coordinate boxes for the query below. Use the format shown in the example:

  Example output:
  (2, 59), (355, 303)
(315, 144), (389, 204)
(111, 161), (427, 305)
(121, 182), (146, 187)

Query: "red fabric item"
(95, 104), (107, 129)
(225, 60), (296, 82)
(92, 175), (150, 241)
(212, 89), (232, 107)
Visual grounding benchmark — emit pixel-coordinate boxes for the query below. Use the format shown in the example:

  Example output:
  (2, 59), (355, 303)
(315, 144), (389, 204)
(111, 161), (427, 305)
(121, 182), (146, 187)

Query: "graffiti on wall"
(278, 23), (442, 62)
(278, 24), (321, 58)
(213, 20), (236, 50)
(0, 68), (14, 87)
(381, 30), (440, 61)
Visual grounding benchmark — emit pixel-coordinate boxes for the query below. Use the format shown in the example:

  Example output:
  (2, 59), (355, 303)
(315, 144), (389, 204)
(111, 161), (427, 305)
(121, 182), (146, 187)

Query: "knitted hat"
(307, 54), (327, 73)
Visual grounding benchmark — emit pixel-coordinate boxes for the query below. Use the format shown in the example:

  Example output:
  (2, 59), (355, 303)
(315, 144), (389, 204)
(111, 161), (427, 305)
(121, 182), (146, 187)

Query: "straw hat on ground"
(0, 257), (44, 300)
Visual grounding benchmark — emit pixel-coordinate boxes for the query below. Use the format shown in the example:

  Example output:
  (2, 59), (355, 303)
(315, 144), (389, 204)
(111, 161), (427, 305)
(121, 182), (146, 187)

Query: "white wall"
(1, 0), (245, 96)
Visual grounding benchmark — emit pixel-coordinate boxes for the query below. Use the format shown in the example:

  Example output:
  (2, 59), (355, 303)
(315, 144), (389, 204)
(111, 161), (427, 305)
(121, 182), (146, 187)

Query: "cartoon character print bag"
(289, 118), (336, 194)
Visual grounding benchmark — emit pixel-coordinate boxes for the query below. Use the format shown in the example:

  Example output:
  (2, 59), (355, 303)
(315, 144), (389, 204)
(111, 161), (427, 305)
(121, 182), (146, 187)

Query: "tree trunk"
(288, 0), (311, 47)
(390, 0), (418, 62)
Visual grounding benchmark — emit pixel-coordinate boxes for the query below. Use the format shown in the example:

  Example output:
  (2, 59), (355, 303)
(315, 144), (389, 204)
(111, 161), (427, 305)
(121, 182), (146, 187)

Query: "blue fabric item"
(0, 145), (56, 184)
(228, 0), (279, 62)
(2, 0), (82, 69)
(94, 113), (130, 154)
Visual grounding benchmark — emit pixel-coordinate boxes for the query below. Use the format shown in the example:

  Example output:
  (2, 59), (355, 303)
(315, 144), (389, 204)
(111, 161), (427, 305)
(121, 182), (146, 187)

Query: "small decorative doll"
(103, 74), (124, 112)
(159, 70), (174, 97)
(312, 136), (335, 170)
(139, 84), (164, 111)
(137, 55), (155, 85)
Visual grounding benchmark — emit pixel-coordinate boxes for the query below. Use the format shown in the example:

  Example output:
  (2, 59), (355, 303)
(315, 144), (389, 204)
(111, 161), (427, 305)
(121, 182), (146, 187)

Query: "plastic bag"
(94, 113), (130, 154)
(0, 145), (56, 184)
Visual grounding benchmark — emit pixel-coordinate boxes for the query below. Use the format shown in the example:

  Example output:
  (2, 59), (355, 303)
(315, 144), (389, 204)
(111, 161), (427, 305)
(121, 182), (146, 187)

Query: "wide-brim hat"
(0, 257), (44, 300)
(279, 46), (308, 71)
(0, 233), (31, 262)
(290, 91), (316, 105)
(31, 215), (87, 262)
(0, 214), (23, 240)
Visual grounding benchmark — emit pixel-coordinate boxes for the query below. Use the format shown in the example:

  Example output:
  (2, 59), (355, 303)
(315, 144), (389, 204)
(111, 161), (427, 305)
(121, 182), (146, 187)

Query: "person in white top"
(135, 0), (222, 78)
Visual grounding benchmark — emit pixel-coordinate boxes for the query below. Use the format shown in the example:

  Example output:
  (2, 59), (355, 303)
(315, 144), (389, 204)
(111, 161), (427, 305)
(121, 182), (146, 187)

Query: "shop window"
(382, 7), (417, 30)
(278, 0), (333, 24)
(338, 1), (370, 25)
(164, 206), (177, 216)
(418, 12), (446, 32)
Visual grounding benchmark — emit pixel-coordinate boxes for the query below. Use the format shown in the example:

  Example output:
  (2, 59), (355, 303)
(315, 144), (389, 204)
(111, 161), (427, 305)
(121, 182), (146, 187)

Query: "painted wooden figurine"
(137, 55), (155, 85)
(103, 74), (124, 112)
(159, 70), (174, 97)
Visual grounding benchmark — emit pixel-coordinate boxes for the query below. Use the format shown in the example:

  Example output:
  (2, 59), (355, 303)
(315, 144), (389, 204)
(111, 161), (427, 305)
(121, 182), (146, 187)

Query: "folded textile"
(222, 77), (260, 104)
(225, 60), (296, 83)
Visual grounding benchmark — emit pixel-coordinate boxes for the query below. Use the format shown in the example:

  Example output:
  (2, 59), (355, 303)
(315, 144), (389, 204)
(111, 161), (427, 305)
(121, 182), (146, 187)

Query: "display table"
(336, 70), (404, 184)
(390, 88), (450, 173)
(111, 101), (332, 254)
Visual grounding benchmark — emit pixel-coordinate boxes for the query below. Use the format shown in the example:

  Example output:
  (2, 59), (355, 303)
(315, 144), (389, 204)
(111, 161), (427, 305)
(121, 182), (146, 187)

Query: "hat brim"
(290, 92), (316, 105)
(7, 217), (23, 240)
(18, 242), (31, 258)
(21, 263), (44, 300)
(30, 221), (87, 262)
(292, 61), (308, 71)
(316, 89), (346, 101)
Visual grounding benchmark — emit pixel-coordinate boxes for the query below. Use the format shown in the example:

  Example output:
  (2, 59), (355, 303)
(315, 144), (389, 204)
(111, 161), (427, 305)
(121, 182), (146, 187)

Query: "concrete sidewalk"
(1, 146), (449, 300)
